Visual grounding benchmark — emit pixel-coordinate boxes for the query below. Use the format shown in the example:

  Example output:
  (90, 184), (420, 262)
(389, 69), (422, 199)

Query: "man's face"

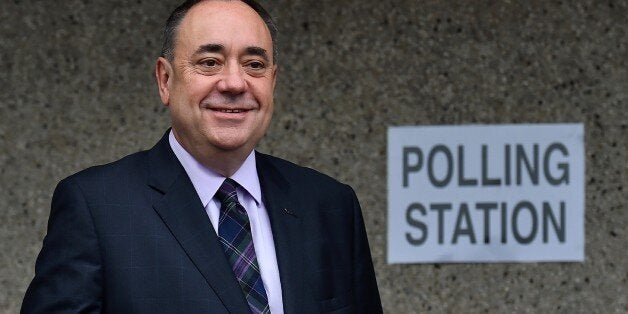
(157, 0), (276, 160)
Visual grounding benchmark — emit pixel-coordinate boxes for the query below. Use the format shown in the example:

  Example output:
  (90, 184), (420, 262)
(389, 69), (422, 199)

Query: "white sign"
(387, 124), (585, 263)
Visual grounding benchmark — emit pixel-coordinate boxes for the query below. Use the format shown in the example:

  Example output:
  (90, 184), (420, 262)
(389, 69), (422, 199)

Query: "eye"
(248, 61), (265, 69)
(200, 59), (218, 67)
(244, 60), (268, 76)
(245, 60), (267, 71)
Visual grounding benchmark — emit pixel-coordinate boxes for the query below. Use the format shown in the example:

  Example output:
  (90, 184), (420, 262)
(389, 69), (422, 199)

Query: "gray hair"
(160, 0), (278, 63)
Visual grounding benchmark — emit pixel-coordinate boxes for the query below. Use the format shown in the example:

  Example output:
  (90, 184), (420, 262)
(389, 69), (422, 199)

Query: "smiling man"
(157, 0), (277, 178)
(22, 1), (382, 313)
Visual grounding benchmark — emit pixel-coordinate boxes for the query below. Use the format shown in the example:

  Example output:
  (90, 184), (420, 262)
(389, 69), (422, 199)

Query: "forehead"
(176, 1), (273, 53)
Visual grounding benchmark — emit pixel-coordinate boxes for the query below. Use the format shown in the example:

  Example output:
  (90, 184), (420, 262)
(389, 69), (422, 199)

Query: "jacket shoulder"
(57, 149), (152, 202)
(67, 149), (149, 182)
(256, 152), (352, 193)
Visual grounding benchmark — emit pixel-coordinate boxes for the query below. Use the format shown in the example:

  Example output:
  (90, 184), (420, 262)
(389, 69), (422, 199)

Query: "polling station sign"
(387, 124), (585, 263)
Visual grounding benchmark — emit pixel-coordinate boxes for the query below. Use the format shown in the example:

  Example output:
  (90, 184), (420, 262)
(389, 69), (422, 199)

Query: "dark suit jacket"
(22, 132), (382, 313)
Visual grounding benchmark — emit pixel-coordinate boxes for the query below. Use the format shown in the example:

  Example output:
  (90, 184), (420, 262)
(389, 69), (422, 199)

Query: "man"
(22, 0), (382, 313)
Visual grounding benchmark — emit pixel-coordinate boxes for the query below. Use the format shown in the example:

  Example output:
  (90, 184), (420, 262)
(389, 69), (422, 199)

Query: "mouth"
(212, 108), (249, 113)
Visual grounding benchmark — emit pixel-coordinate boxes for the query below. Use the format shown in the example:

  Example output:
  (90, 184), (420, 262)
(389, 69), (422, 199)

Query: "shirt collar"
(168, 130), (261, 206)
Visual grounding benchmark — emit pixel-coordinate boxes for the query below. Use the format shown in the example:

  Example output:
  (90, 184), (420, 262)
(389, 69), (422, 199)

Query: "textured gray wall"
(1, 0), (626, 312)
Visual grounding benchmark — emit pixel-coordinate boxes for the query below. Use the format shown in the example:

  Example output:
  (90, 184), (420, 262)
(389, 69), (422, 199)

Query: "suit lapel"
(256, 152), (307, 313)
(147, 133), (250, 313)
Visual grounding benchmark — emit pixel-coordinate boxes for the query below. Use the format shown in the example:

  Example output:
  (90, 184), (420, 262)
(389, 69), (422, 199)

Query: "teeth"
(219, 109), (243, 113)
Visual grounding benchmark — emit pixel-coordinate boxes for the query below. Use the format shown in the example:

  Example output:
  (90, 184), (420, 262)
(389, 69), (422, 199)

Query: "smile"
(211, 108), (249, 113)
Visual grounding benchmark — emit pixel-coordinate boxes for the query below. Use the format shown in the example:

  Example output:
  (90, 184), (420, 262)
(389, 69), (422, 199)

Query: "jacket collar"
(256, 152), (307, 313)
(147, 131), (250, 313)
(146, 131), (307, 313)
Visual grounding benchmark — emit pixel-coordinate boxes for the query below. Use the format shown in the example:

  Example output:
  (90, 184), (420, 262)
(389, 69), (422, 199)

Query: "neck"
(171, 130), (252, 177)
(200, 150), (249, 177)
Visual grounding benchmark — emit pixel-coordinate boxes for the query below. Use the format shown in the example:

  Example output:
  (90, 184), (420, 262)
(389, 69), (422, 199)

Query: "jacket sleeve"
(21, 177), (103, 313)
(348, 185), (383, 313)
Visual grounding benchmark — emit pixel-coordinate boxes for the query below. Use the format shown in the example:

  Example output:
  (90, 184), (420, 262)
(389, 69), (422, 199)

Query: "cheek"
(260, 105), (274, 130)
(173, 73), (212, 100)
(256, 85), (276, 109)
(179, 83), (205, 103)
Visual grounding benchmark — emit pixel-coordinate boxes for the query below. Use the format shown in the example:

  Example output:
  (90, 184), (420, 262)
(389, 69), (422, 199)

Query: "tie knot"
(215, 178), (239, 204)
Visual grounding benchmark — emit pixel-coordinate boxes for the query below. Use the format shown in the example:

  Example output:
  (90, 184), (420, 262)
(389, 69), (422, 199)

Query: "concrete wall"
(1, 0), (625, 312)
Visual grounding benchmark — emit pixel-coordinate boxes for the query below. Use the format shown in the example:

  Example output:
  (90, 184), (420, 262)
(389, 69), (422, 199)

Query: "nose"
(217, 62), (246, 94)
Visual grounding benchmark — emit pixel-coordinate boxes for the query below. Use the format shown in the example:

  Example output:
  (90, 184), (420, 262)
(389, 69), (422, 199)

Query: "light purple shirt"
(168, 131), (284, 313)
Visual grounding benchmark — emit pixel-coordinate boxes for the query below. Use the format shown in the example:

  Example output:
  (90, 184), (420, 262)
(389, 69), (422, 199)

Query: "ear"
(155, 57), (173, 106)
(270, 64), (278, 91)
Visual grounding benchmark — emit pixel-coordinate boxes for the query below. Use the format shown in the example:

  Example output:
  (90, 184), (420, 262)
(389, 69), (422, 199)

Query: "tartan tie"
(216, 178), (270, 314)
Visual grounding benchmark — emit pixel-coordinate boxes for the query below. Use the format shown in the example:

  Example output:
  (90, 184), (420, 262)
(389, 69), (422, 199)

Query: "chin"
(208, 137), (251, 152)
(203, 127), (263, 154)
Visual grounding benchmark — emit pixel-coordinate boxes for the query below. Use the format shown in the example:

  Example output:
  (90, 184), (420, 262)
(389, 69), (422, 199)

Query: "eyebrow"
(245, 47), (270, 63)
(194, 43), (224, 56)
(193, 44), (270, 63)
